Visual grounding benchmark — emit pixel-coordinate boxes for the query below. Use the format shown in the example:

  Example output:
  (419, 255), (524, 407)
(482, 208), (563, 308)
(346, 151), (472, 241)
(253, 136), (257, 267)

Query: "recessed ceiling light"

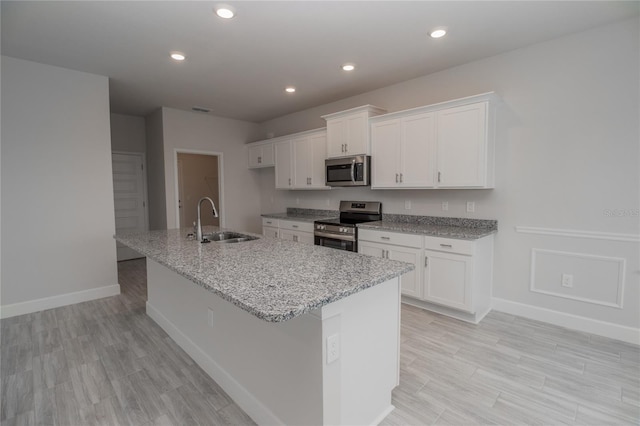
(430, 29), (447, 39)
(170, 52), (186, 61)
(285, 87), (296, 93)
(215, 6), (235, 19)
(342, 63), (355, 71)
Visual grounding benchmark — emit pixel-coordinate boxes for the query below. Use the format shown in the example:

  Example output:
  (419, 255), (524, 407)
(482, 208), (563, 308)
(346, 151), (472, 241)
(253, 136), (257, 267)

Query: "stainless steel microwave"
(325, 155), (370, 187)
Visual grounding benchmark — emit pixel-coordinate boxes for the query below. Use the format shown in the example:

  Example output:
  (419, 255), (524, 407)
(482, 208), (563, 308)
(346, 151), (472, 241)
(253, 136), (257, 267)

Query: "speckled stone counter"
(358, 214), (497, 240)
(261, 207), (338, 222)
(114, 227), (412, 322)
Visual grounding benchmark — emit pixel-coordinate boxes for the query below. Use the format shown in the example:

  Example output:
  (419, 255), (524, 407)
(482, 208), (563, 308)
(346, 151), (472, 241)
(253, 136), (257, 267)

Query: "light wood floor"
(2, 258), (639, 425)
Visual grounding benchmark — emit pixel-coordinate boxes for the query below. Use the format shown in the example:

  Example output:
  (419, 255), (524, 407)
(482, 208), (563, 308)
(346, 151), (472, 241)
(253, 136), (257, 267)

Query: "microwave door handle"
(350, 160), (356, 183)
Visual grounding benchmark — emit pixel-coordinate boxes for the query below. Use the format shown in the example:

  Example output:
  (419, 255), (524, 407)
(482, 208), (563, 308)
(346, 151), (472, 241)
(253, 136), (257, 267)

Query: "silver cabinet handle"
(425, 257), (428, 267)
(438, 171), (441, 183)
(292, 225), (298, 228)
(288, 178), (291, 186)
(258, 156), (262, 164)
(395, 173), (399, 183)
(400, 173), (403, 183)
(440, 244), (452, 248)
(266, 221), (272, 225)
(345, 143), (348, 152)
(380, 236), (390, 240)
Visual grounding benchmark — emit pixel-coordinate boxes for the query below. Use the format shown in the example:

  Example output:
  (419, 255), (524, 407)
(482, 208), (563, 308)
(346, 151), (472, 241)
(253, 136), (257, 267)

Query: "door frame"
(112, 150), (149, 232)
(173, 149), (226, 229)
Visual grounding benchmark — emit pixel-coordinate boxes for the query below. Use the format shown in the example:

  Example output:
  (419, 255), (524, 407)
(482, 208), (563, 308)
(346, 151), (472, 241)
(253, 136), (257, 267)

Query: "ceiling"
(2, 1), (638, 123)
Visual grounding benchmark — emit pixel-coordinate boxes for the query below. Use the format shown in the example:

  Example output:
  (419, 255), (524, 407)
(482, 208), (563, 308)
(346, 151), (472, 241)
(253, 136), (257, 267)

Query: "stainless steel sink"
(202, 232), (259, 244)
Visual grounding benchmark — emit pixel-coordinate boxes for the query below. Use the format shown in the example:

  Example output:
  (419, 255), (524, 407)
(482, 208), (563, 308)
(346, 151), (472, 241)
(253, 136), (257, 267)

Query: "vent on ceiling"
(192, 106), (211, 113)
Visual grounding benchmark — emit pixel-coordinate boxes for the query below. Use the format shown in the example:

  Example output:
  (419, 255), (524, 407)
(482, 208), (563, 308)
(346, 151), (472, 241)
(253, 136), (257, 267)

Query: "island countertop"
(115, 228), (413, 323)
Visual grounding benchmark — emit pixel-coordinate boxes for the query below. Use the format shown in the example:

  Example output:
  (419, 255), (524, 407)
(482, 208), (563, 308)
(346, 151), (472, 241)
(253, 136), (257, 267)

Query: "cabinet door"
(248, 145), (262, 168)
(402, 112), (436, 187)
(358, 241), (385, 259)
(308, 132), (328, 188)
(261, 143), (275, 166)
(423, 249), (473, 312)
(371, 119), (401, 188)
(436, 102), (487, 188)
(326, 119), (345, 158)
(279, 229), (295, 242)
(262, 226), (279, 238)
(388, 246), (422, 299)
(274, 140), (292, 189)
(292, 136), (309, 187)
(345, 112), (368, 155)
(295, 231), (315, 245)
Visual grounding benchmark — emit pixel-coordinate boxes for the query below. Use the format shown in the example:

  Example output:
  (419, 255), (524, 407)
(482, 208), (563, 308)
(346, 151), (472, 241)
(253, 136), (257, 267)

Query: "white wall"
(145, 108), (167, 230)
(111, 113), (146, 153)
(160, 108), (262, 233)
(255, 19), (640, 336)
(1, 56), (119, 315)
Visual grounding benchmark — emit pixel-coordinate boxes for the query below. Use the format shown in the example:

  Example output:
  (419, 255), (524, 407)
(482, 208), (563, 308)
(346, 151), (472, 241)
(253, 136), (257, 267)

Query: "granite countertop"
(358, 214), (498, 240)
(114, 227), (412, 323)
(261, 208), (338, 223)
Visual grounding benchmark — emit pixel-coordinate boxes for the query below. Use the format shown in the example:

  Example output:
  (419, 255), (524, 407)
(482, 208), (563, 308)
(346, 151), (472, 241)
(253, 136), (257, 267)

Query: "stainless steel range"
(314, 201), (382, 252)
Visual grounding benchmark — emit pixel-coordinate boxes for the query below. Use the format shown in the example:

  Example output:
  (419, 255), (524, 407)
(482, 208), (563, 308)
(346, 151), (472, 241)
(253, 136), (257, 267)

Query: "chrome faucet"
(196, 197), (219, 242)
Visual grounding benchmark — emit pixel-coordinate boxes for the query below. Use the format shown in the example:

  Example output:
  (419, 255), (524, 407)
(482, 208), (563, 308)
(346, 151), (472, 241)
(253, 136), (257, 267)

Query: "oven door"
(314, 233), (357, 252)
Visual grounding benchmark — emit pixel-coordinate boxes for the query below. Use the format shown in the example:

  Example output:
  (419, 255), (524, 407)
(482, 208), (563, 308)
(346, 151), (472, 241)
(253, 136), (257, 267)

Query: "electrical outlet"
(207, 308), (214, 327)
(561, 274), (574, 288)
(405, 200), (411, 210)
(442, 201), (449, 211)
(327, 334), (340, 364)
(466, 201), (475, 213)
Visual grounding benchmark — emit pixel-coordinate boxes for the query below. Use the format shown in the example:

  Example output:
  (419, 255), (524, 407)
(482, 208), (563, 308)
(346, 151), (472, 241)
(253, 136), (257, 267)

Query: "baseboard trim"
(0, 284), (121, 319)
(146, 302), (282, 426)
(492, 298), (640, 345)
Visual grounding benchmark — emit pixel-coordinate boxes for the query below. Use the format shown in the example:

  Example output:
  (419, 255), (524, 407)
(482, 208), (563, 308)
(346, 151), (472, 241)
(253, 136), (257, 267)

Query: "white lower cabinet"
(359, 228), (494, 323)
(262, 218), (314, 245)
(423, 249), (473, 312)
(358, 230), (423, 300)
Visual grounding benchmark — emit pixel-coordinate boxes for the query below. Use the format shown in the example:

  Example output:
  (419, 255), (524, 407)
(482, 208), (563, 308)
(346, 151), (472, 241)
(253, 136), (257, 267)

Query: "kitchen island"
(115, 228), (413, 425)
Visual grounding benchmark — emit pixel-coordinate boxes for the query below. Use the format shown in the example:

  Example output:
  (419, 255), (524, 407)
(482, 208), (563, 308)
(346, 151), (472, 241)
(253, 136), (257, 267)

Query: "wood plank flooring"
(2, 258), (639, 425)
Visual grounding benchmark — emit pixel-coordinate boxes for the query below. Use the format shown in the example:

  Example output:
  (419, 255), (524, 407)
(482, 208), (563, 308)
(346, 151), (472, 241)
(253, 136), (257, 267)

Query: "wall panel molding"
(530, 248), (626, 309)
(515, 226), (639, 243)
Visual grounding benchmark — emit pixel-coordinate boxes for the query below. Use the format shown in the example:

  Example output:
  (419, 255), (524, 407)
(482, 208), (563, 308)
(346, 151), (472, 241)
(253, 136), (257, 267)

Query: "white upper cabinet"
(370, 93), (496, 189)
(436, 102), (490, 188)
(247, 140), (275, 168)
(322, 105), (386, 158)
(274, 139), (293, 189)
(275, 129), (329, 190)
(371, 112), (436, 189)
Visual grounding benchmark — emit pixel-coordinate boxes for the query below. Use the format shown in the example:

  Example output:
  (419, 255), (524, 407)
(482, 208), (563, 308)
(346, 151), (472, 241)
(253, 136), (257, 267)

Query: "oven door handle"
(350, 159), (356, 183)
(314, 231), (355, 242)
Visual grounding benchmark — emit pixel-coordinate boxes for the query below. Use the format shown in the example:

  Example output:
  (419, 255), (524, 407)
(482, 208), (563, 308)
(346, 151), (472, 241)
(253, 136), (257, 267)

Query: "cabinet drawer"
(358, 229), (423, 248)
(262, 217), (279, 228)
(279, 220), (313, 233)
(424, 236), (475, 255)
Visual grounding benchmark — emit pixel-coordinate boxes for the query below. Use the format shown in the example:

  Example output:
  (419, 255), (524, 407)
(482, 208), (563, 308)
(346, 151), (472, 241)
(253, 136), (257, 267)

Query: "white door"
(309, 132), (327, 188)
(112, 153), (147, 261)
(423, 250), (473, 312)
(292, 136), (310, 187)
(388, 246), (422, 299)
(274, 140), (293, 188)
(371, 119), (401, 188)
(402, 112), (436, 187)
(436, 102), (487, 187)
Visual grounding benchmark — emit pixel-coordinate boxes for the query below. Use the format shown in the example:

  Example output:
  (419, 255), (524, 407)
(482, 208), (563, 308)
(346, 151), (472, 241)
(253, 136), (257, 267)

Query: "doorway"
(112, 152), (148, 261)
(177, 152), (222, 229)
